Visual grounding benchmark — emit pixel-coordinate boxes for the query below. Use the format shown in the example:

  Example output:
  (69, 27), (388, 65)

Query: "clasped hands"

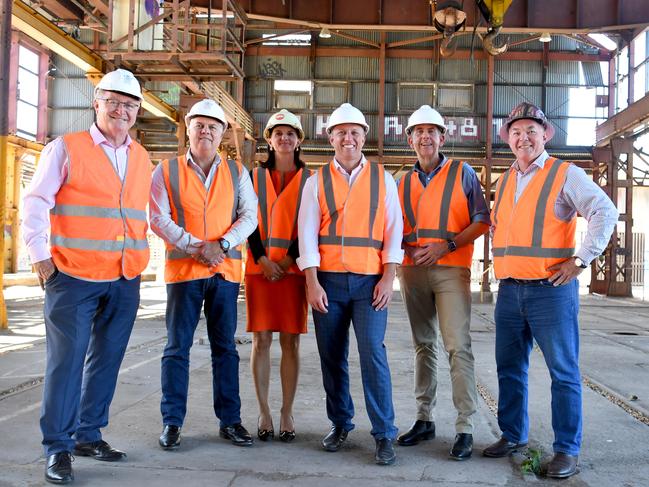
(189, 241), (226, 267)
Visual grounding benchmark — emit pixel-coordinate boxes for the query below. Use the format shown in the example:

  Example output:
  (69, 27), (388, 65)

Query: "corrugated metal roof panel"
(494, 85), (542, 115)
(582, 62), (605, 86)
(49, 109), (94, 138)
(351, 82), (379, 111)
(315, 57), (378, 80)
(244, 79), (271, 112)
(246, 56), (311, 79)
(546, 87), (571, 117)
(50, 54), (86, 77)
(386, 57), (433, 82)
(439, 59), (486, 82)
(495, 60), (542, 84)
(547, 61), (580, 85)
(49, 77), (94, 108)
(315, 83), (348, 107)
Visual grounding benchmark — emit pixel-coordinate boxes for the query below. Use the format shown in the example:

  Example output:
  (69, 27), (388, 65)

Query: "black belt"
(501, 278), (552, 286)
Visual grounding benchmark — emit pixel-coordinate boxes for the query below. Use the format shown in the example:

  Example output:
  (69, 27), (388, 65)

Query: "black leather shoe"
(159, 425), (181, 450)
(278, 430), (295, 443)
(483, 437), (527, 458)
(397, 420), (435, 446)
(220, 423), (253, 447)
(545, 453), (579, 479)
(258, 427), (274, 441)
(45, 452), (73, 484)
(375, 438), (396, 466)
(321, 426), (348, 452)
(73, 440), (126, 462)
(449, 433), (473, 460)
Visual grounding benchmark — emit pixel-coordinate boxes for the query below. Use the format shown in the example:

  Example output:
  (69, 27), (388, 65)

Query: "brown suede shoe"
(545, 452), (579, 479)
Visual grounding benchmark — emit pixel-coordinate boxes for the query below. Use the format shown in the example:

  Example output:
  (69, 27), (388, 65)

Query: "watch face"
(220, 239), (230, 251)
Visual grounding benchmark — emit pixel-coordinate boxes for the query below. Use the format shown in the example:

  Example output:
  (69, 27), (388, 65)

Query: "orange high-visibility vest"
(492, 157), (576, 279)
(50, 131), (151, 281)
(246, 167), (311, 276)
(317, 161), (385, 275)
(161, 154), (243, 283)
(399, 160), (473, 268)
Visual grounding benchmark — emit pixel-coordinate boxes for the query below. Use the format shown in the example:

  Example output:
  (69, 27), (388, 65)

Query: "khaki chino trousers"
(397, 264), (478, 433)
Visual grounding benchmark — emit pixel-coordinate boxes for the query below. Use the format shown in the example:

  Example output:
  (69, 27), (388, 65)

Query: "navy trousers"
(160, 274), (241, 428)
(494, 278), (582, 455)
(312, 272), (398, 440)
(40, 271), (140, 456)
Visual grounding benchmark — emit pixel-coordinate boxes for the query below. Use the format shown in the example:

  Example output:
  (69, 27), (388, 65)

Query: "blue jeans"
(41, 272), (140, 455)
(494, 278), (582, 455)
(312, 272), (397, 440)
(160, 275), (241, 427)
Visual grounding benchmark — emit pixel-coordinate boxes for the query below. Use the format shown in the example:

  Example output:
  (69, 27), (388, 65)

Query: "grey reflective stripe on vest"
(532, 159), (562, 247)
(493, 159), (573, 259)
(166, 248), (243, 260)
(492, 168), (511, 226)
(321, 166), (338, 237)
(293, 168), (311, 234)
(402, 160), (460, 240)
(437, 160), (460, 235)
(51, 235), (148, 251)
(50, 204), (147, 221)
(320, 163), (381, 247)
(168, 158), (186, 229)
(368, 162), (380, 241)
(263, 238), (292, 249)
(402, 169), (417, 230)
(492, 246), (574, 258)
(318, 235), (383, 249)
(404, 229), (458, 243)
(226, 159), (240, 223)
(256, 167), (269, 242)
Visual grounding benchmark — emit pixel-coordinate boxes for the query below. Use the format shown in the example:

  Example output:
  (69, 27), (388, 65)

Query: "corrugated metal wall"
(48, 54), (95, 139)
(244, 30), (598, 149)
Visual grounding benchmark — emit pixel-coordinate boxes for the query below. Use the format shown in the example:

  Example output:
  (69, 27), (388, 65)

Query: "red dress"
(245, 169), (308, 334)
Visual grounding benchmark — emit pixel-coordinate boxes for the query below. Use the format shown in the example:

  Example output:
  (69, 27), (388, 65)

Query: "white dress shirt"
(149, 150), (257, 252)
(509, 150), (619, 264)
(22, 124), (134, 264)
(297, 156), (404, 271)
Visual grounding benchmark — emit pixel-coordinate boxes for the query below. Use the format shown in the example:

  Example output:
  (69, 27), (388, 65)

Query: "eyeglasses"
(97, 98), (140, 112)
(190, 122), (223, 133)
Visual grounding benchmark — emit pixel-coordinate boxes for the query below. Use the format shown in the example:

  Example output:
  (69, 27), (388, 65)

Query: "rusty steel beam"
(246, 45), (612, 62)
(596, 92), (649, 147)
(244, 0), (649, 32)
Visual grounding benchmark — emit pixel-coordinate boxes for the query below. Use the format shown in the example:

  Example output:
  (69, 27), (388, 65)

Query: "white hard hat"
(264, 109), (304, 141)
(406, 105), (446, 135)
(185, 99), (228, 128)
(95, 69), (143, 100)
(326, 103), (369, 134)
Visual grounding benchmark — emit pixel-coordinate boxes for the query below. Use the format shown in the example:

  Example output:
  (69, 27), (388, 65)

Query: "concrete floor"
(1, 280), (648, 486)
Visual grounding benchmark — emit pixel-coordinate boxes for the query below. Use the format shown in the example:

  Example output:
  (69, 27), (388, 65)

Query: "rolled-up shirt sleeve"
(21, 137), (68, 264)
(296, 174), (321, 270)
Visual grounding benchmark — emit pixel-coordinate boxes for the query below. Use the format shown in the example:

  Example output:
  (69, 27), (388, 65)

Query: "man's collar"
(413, 153), (447, 174)
(513, 150), (549, 173)
(90, 123), (132, 148)
(186, 149), (220, 167)
(332, 155), (366, 173)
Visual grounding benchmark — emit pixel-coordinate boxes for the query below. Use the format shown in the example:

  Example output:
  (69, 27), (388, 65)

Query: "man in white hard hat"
(297, 103), (403, 465)
(22, 68), (152, 484)
(150, 99), (257, 450)
(395, 105), (490, 460)
(484, 102), (617, 479)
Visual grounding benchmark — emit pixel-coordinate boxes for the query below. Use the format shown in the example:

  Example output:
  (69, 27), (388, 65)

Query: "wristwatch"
(446, 239), (457, 253)
(574, 256), (588, 269)
(219, 238), (230, 253)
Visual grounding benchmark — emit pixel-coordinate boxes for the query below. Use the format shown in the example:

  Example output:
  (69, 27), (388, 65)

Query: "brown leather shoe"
(545, 453), (579, 479)
(483, 437), (527, 458)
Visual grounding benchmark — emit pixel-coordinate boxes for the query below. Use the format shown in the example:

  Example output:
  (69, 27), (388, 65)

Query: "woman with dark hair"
(245, 109), (310, 443)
